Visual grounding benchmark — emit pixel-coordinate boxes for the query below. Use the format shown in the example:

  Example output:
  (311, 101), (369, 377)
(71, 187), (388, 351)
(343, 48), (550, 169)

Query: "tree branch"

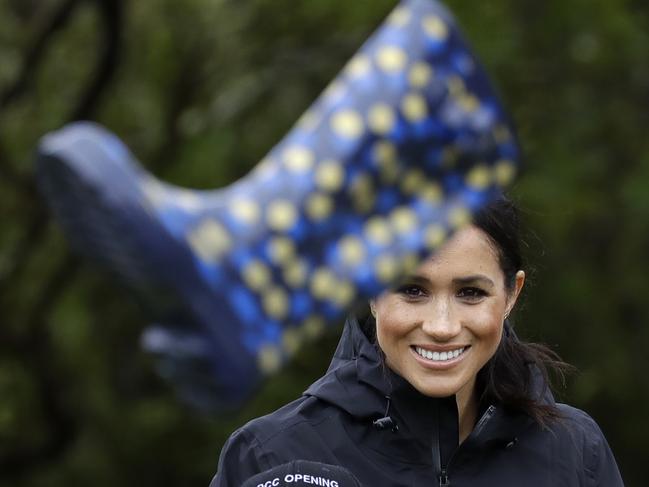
(0, 0), (124, 478)
(0, 0), (83, 110)
(70, 0), (123, 121)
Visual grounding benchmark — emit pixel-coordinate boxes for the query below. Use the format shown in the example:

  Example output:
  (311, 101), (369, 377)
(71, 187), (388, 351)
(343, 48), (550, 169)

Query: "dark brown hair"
(472, 196), (571, 426)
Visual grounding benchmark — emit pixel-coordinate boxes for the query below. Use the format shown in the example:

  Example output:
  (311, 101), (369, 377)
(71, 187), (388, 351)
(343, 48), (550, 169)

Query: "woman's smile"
(411, 345), (470, 368)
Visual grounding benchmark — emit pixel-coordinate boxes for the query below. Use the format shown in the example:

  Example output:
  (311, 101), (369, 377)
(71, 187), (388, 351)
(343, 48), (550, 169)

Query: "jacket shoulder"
(209, 424), (268, 487)
(244, 394), (340, 444)
(210, 395), (342, 486)
(553, 404), (624, 486)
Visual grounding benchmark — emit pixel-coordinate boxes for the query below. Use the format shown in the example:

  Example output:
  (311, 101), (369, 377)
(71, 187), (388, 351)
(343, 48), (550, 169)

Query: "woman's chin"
(411, 380), (464, 398)
(407, 370), (476, 399)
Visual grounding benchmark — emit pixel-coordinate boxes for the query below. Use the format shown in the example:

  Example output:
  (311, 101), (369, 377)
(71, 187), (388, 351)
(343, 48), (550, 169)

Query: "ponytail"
(477, 320), (572, 427)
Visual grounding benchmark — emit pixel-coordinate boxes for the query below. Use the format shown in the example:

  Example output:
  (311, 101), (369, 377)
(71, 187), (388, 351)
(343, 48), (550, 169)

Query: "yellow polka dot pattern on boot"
(420, 182), (444, 204)
(262, 286), (290, 321)
(283, 259), (308, 288)
(305, 193), (334, 221)
(187, 219), (232, 263)
(268, 237), (295, 265)
(425, 224), (447, 249)
(402, 93), (428, 122)
(267, 200), (298, 232)
(229, 198), (261, 225)
(446, 75), (465, 97)
(338, 235), (367, 267)
(388, 6), (411, 27)
(373, 141), (397, 165)
(364, 217), (393, 247)
(283, 146), (315, 173)
(423, 15), (449, 41)
(303, 316), (325, 341)
(332, 281), (356, 307)
(349, 175), (375, 214)
(368, 103), (396, 135)
(409, 62), (434, 88)
(310, 268), (337, 300)
(331, 109), (364, 139)
(258, 344), (282, 375)
(297, 111), (320, 131)
(315, 160), (345, 192)
(376, 46), (408, 73)
(282, 327), (301, 357)
(466, 165), (492, 190)
(401, 253), (420, 275)
(242, 259), (271, 291)
(375, 254), (399, 283)
(458, 93), (480, 112)
(449, 207), (471, 228)
(390, 207), (418, 235)
(401, 169), (426, 195)
(494, 159), (516, 186)
(346, 55), (372, 78)
(323, 80), (346, 104)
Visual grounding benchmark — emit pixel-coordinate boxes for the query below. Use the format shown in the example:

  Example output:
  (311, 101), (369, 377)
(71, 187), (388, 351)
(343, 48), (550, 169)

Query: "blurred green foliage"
(1, 0), (648, 485)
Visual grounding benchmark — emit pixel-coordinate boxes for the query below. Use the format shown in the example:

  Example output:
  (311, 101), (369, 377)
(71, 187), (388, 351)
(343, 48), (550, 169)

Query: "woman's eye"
(397, 285), (426, 298)
(457, 287), (486, 300)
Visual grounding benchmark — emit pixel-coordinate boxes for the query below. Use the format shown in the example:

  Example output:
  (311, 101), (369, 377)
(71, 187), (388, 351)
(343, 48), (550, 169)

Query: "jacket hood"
(305, 314), (410, 419)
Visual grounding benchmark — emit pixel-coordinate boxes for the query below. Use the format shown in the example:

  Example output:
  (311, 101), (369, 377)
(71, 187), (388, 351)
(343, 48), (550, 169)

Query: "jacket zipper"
(438, 468), (450, 486)
(435, 405), (497, 486)
(473, 405), (496, 437)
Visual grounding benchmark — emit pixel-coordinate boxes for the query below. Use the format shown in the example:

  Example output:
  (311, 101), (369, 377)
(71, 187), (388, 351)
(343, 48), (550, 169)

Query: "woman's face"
(372, 225), (524, 399)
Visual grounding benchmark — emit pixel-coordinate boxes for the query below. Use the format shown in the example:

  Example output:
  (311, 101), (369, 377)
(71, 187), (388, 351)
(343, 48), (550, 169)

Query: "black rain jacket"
(211, 317), (623, 486)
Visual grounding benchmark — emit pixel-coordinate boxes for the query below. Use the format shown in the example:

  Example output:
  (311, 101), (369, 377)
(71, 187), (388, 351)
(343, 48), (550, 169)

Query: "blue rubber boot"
(36, 0), (520, 411)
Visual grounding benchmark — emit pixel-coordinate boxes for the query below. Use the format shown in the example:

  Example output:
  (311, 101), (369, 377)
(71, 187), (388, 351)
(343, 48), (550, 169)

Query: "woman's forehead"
(420, 226), (501, 275)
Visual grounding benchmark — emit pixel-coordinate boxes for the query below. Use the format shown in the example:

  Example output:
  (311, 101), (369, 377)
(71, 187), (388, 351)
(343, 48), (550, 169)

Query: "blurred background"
(1, 0), (648, 485)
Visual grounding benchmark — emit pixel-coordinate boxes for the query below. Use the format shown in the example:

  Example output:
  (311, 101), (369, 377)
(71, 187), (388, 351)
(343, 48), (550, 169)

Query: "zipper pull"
(438, 469), (450, 486)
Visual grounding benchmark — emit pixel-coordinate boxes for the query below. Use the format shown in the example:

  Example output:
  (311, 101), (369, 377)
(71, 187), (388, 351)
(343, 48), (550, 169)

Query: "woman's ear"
(504, 270), (525, 318)
(369, 300), (377, 318)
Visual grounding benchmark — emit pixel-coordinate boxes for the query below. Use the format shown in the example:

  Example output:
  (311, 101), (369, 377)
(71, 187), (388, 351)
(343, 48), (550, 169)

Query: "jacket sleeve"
(582, 413), (624, 487)
(209, 427), (270, 487)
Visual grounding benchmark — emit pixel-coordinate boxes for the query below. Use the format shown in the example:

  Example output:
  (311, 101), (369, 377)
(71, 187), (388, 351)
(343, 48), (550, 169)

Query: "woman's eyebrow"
(400, 274), (496, 288)
(453, 275), (495, 288)
(402, 275), (431, 285)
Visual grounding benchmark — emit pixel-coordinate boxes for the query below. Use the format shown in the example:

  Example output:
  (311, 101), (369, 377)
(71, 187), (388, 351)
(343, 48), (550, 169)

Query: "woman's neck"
(455, 378), (478, 443)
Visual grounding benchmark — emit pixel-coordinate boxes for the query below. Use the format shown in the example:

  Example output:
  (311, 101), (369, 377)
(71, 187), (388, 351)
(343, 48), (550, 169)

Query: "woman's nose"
(421, 298), (461, 341)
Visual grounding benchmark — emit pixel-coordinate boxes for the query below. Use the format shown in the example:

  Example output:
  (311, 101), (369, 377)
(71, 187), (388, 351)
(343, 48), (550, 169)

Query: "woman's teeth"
(414, 346), (465, 362)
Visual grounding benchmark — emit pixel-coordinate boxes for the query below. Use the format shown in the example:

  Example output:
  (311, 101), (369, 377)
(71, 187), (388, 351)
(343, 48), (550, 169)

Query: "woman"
(211, 198), (624, 486)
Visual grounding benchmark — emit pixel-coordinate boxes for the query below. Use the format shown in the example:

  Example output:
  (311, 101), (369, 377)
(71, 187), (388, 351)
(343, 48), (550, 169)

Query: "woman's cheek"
(469, 302), (506, 332)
